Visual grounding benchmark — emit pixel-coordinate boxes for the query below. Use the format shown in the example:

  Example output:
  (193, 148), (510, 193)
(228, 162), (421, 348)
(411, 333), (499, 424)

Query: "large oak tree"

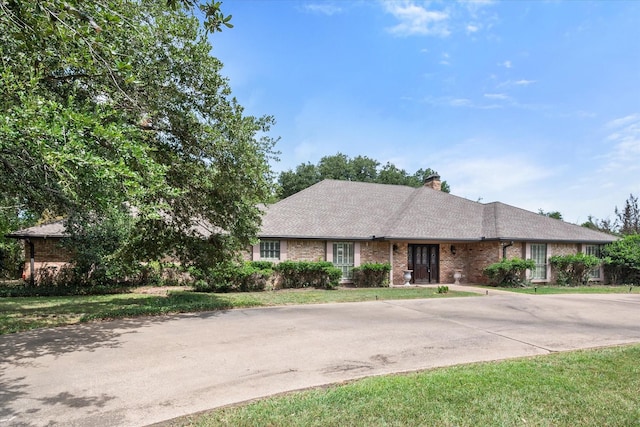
(0, 1), (278, 270)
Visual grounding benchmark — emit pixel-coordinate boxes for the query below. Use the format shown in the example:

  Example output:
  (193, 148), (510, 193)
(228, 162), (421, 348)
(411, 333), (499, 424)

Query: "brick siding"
(286, 240), (326, 261)
(21, 237), (73, 280)
(360, 241), (390, 264)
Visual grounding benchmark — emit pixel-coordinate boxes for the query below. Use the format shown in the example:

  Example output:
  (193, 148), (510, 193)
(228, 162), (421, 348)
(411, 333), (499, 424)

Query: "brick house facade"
(9, 177), (616, 286)
(252, 177), (616, 286)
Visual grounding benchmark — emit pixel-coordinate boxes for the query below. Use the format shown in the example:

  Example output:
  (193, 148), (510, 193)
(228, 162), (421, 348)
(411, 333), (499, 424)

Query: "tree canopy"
(582, 194), (639, 236)
(0, 1), (278, 270)
(277, 153), (450, 199)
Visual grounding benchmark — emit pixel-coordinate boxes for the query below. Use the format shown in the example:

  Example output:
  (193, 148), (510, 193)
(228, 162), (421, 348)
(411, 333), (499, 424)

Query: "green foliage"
(60, 209), (141, 286)
(0, 0), (277, 272)
(274, 261), (342, 290)
(615, 194), (640, 235)
(191, 261), (273, 293)
(549, 253), (601, 286)
(276, 153), (450, 199)
(483, 258), (535, 287)
(249, 260), (275, 270)
(602, 234), (640, 285)
(352, 263), (391, 288)
(0, 198), (38, 279)
(437, 285), (449, 294)
(0, 270), (130, 297)
(538, 209), (563, 220)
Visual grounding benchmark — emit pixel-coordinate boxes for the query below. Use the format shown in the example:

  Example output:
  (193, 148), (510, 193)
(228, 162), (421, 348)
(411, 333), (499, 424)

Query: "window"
(585, 244), (602, 279)
(530, 243), (547, 280)
(333, 242), (354, 279)
(260, 240), (280, 260)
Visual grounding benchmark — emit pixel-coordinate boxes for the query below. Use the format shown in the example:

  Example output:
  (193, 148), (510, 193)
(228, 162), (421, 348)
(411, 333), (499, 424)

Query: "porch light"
(450, 245), (457, 255)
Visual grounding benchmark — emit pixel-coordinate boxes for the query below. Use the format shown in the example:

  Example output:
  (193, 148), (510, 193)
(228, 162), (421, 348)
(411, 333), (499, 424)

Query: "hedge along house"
(251, 176), (617, 285)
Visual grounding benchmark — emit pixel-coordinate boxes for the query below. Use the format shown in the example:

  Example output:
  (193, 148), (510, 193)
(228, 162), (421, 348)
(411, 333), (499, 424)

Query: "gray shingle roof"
(6, 220), (67, 239)
(260, 179), (616, 243)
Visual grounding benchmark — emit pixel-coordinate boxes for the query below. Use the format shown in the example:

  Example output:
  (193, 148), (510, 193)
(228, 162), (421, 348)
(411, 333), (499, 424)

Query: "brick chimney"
(424, 174), (441, 191)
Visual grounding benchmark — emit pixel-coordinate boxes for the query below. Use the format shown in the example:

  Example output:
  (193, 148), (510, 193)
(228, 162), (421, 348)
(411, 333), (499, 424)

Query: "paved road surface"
(1, 290), (639, 426)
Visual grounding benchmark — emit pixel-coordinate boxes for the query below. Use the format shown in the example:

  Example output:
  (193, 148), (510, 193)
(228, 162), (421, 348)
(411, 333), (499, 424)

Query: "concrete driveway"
(1, 290), (639, 426)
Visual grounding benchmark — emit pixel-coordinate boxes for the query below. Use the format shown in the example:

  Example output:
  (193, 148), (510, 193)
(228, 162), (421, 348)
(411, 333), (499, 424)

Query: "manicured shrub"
(483, 258), (535, 287)
(352, 263), (391, 287)
(273, 261), (342, 290)
(191, 261), (273, 293)
(549, 253), (601, 286)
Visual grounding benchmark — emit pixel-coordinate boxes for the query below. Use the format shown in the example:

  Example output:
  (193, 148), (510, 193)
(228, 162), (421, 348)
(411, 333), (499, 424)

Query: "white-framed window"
(585, 244), (602, 280)
(333, 242), (354, 279)
(260, 240), (280, 260)
(530, 243), (548, 280)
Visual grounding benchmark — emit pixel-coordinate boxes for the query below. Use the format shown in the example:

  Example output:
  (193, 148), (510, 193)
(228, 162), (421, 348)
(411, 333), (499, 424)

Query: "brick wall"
(391, 242), (408, 285)
(21, 237), (73, 280)
(360, 241), (390, 264)
(287, 240), (326, 261)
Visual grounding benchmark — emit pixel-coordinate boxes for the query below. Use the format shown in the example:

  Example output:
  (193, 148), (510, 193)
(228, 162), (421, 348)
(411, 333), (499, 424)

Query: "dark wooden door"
(408, 244), (439, 283)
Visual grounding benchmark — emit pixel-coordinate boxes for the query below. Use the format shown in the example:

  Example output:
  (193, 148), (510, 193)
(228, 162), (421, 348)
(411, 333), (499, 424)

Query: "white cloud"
(600, 113), (640, 173)
(383, 1), (450, 37)
(303, 3), (343, 16)
(449, 98), (472, 107)
(497, 79), (537, 89)
(606, 113), (640, 129)
(484, 93), (509, 100)
(466, 23), (480, 33)
(439, 52), (451, 65)
(499, 60), (512, 68)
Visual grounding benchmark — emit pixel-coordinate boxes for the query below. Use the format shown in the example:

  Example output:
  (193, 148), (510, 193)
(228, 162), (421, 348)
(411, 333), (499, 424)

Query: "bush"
(0, 265), (130, 297)
(352, 263), (391, 287)
(191, 261), (273, 293)
(549, 253), (601, 286)
(602, 234), (640, 285)
(273, 261), (342, 290)
(483, 258), (535, 287)
(437, 285), (449, 294)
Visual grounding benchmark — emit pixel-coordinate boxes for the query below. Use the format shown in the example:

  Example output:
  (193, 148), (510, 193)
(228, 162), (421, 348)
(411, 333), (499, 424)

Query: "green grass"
(171, 344), (640, 427)
(0, 287), (473, 335)
(490, 285), (637, 295)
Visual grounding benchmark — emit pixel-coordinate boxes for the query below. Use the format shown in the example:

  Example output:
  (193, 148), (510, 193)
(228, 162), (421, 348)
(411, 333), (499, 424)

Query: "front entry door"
(408, 244), (439, 283)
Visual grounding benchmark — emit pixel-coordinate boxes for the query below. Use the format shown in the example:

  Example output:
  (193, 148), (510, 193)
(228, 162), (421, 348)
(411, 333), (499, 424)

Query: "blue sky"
(212, 0), (640, 225)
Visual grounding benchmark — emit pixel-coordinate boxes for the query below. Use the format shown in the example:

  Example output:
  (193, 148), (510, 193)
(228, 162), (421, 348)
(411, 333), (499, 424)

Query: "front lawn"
(171, 344), (640, 427)
(0, 286), (474, 335)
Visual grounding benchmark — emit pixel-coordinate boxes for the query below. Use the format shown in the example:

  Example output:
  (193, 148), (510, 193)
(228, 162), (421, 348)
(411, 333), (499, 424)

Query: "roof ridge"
(379, 186), (423, 236)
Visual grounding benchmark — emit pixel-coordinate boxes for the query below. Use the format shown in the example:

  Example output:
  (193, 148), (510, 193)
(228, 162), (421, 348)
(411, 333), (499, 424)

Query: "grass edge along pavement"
(0, 286), (475, 335)
(160, 343), (640, 427)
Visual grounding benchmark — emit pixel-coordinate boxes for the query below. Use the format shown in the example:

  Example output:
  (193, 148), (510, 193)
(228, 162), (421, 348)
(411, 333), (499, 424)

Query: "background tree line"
(277, 153), (450, 199)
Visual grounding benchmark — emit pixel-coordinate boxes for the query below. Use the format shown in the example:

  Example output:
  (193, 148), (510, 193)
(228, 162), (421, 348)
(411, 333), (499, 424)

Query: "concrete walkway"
(1, 290), (639, 426)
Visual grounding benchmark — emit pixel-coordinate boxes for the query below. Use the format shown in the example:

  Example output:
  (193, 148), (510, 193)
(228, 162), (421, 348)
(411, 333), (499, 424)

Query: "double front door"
(408, 244), (439, 283)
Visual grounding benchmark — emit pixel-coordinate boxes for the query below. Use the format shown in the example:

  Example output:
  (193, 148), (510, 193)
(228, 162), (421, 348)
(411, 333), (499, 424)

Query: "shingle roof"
(260, 179), (616, 243)
(6, 220), (67, 239)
